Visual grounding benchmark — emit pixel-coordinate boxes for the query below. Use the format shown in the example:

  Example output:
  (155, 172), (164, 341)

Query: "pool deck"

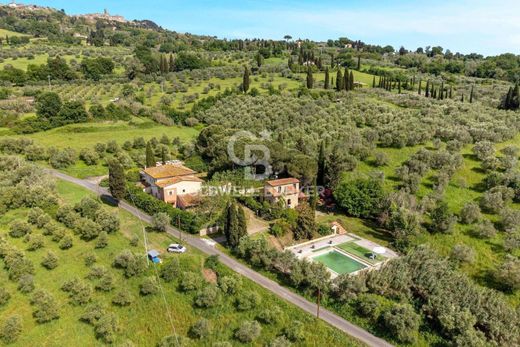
(285, 232), (398, 277)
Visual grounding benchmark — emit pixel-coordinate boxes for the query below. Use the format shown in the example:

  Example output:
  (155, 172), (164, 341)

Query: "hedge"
(125, 184), (201, 234)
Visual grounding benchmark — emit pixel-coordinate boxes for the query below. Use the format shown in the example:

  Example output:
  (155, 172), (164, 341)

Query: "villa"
(263, 177), (301, 209)
(140, 163), (203, 209)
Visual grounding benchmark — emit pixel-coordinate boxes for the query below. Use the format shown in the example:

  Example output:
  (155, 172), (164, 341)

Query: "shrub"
(430, 201), (456, 233)
(496, 256), (520, 291)
(95, 210), (120, 234)
(84, 253), (97, 267)
(49, 147), (77, 169)
(459, 202), (481, 224)
(95, 231), (109, 249)
(94, 312), (118, 344)
(79, 148), (100, 165)
(61, 278), (92, 306)
(112, 290), (134, 307)
(139, 277), (159, 296)
(334, 178), (384, 218)
(218, 275), (242, 295)
(450, 244), (476, 264)
(41, 251), (58, 270)
(500, 208), (520, 232)
(474, 219), (497, 238)
(234, 320), (261, 343)
(356, 294), (383, 320)
(157, 335), (190, 347)
(95, 273), (115, 292)
(268, 336), (292, 347)
(27, 207), (45, 225)
(0, 288), (11, 306)
(235, 291), (261, 311)
(283, 320), (305, 342)
(189, 318), (211, 339)
(17, 274), (35, 293)
(9, 221), (31, 238)
(179, 272), (202, 292)
(194, 285), (220, 308)
(0, 315), (22, 344)
(204, 255), (219, 270)
(30, 289), (60, 323)
(152, 212), (170, 232)
(257, 306), (283, 325)
(374, 152), (389, 166)
(59, 235), (73, 249)
(26, 234), (44, 251)
(159, 259), (180, 282)
(381, 304), (420, 344)
(75, 218), (102, 241)
(113, 250), (145, 278)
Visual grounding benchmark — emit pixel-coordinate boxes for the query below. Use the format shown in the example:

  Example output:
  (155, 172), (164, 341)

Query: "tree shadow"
(100, 194), (118, 207)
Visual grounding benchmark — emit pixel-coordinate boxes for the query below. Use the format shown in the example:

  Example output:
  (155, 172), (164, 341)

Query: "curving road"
(50, 170), (393, 347)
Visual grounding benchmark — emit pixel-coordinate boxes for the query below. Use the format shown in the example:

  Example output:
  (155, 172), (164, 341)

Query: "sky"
(19, 0), (520, 56)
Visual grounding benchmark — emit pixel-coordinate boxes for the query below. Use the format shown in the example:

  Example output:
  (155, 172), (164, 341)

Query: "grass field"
(17, 118), (199, 150)
(0, 179), (363, 346)
(0, 54), (79, 71)
(0, 28), (30, 38)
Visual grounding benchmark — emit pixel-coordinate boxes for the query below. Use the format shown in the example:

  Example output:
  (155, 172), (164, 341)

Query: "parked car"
(167, 244), (186, 253)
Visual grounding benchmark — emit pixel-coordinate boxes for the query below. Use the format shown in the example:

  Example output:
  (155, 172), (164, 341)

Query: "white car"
(167, 244), (186, 253)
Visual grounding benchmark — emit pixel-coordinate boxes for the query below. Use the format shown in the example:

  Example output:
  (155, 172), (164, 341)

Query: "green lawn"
(0, 28), (30, 38)
(336, 242), (384, 265)
(0, 179), (363, 346)
(16, 118), (199, 150)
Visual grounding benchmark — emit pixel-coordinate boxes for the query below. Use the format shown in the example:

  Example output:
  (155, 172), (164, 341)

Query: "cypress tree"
(357, 56), (361, 70)
(145, 142), (155, 168)
(169, 54), (175, 72)
(461, 94), (464, 102)
(398, 80), (402, 94)
(242, 66), (250, 93)
(336, 69), (343, 91)
(378, 76), (382, 88)
(439, 82), (444, 100)
(236, 204), (247, 244)
(349, 71), (354, 90)
(343, 69), (349, 91)
(511, 83), (520, 109)
(449, 86), (453, 99)
(324, 67), (330, 89)
(469, 85), (474, 103)
(317, 140), (326, 186)
(224, 201), (238, 247)
(108, 160), (126, 201)
(425, 81), (430, 97)
(306, 66), (313, 89)
(294, 203), (316, 240)
(372, 76), (376, 88)
(256, 52), (263, 67)
(418, 80), (422, 95)
(161, 147), (167, 165)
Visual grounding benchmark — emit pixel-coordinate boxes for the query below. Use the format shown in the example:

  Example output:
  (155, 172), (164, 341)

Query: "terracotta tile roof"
(265, 178), (300, 187)
(143, 165), (196, 180)
(155, 176), (203, 188)
(177, 194), (201, 208)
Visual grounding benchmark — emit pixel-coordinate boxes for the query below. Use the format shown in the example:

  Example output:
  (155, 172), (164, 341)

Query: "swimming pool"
(312, 250), (367, 274)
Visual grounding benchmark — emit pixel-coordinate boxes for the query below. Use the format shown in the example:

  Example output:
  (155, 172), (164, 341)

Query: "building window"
(182, 189), (186, 193)
(169, 191), (173, 196)
(287, 199), (292, 206)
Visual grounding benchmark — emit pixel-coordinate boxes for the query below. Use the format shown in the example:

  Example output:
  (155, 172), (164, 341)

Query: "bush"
(268, 336), (292, 347)
(139, 277), (159, 296)
(30, 289), (60, 323)
(9, 221), (31, 238)
(112, 290), (134, 306)
(125, 184), (201, 233)
(204, 255), (219, 270)
(495, 256), (520, 291)
(49, 147), (77, 169)
(0, 315), (22, 344)
(218, 275), (242, 295)
(113, 250), (145, 278)
(234, 320), (261, 343)
(79, 148), (100, 165)
(152, 212), (170, 232)
(95, 273), (115, 292)
(283, 320), (305, 342)
(356, 294), (383, 320)
(334, 178), (384, 218)
(17, 274), (35, 293)
(0, 288), (11, 306)
(95, 231), (109, 249)
(474, 219), (497, 238)
(61, 278), (92, 306)
(500, 208), (520, 232)
(41, 251), (58, 270)
(159, 259), (180, 282)
(430, 201), (456, 233)
(194, 285), (220, 308)
(84, 253), (97, 267)
(179, 272), (202, 292)
(450, 244), (476, 264)
(94, 312), (118, 344)
(26, 234), (44, 251)
(460, 202), (481, 224)
(235, 291), (261, 311)
(59, 235), (73, 249)
(381, 304), (420, 344)
(157, 335), (190, 347)
(189, 318), (211, 339)
(257, 306), (283, 325)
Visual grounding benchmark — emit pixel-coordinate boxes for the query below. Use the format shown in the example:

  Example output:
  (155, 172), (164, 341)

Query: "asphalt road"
(50, 170), (393, 347)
